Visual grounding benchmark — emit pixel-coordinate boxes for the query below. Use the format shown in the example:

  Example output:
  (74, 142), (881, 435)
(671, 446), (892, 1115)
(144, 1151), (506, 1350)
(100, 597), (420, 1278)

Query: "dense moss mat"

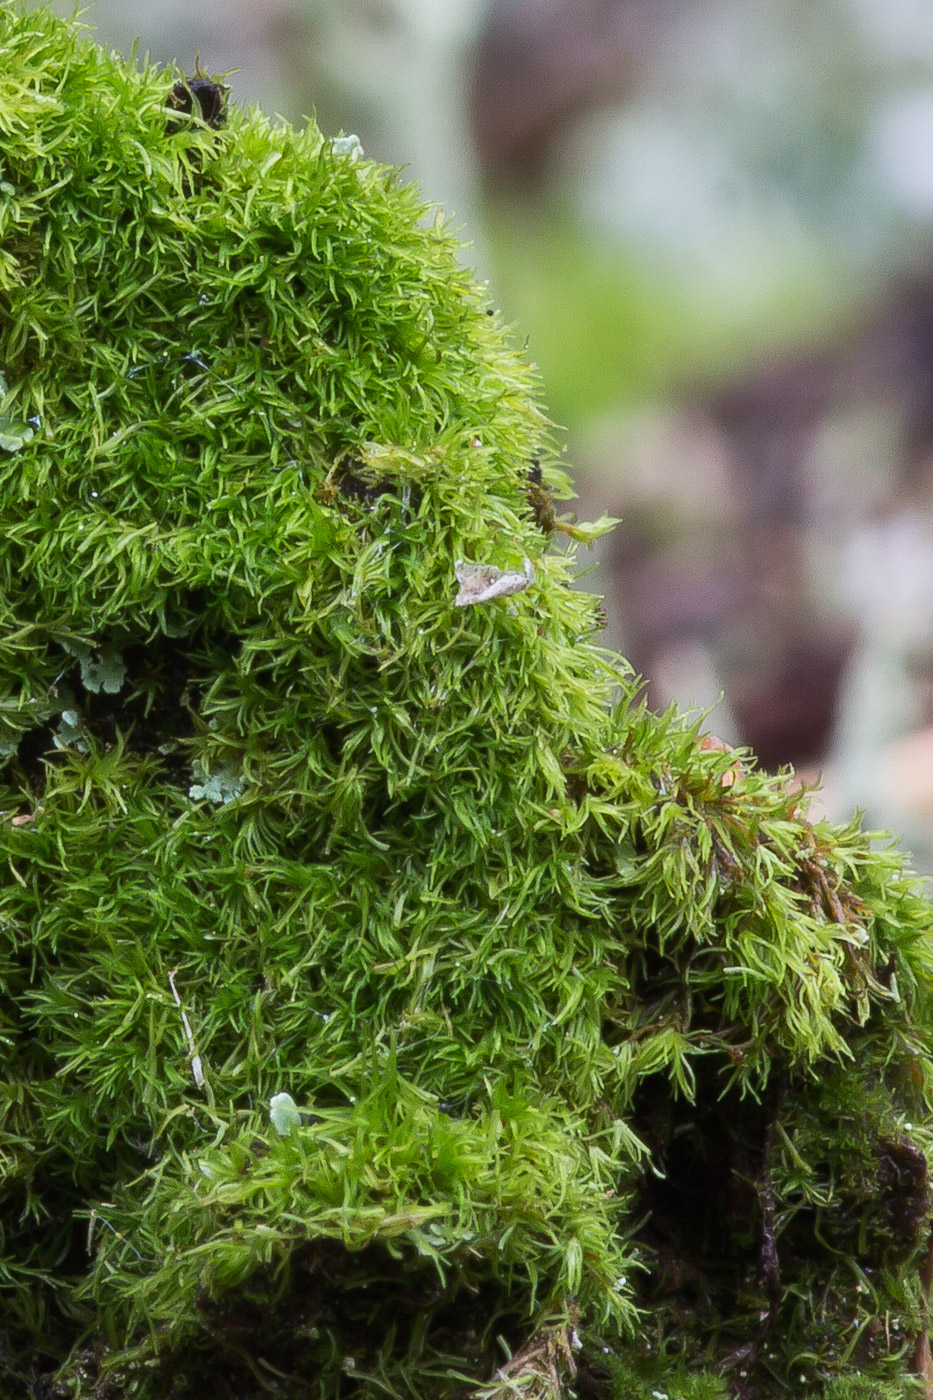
(1, 6), (933, 1398)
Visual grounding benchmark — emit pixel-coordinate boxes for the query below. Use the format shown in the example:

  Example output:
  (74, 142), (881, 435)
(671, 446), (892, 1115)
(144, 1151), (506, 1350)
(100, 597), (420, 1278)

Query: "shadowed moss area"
(1, 6), (933, 1399)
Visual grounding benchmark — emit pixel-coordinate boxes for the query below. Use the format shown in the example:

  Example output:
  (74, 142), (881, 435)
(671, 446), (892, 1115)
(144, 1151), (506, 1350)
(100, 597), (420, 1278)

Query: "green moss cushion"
(0, 8), (931, 1399)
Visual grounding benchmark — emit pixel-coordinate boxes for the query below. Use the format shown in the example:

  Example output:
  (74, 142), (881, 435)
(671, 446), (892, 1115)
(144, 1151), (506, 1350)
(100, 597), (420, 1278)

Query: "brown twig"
(914, 1223), (933, 1397)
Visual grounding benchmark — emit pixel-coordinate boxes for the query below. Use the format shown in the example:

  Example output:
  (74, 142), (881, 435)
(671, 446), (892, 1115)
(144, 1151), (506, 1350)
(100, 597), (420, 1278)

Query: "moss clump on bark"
(1, 7), (932, 1399)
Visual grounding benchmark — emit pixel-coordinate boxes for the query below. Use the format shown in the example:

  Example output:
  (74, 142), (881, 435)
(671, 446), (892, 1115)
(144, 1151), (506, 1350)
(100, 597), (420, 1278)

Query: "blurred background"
(31, 0), (933, 867)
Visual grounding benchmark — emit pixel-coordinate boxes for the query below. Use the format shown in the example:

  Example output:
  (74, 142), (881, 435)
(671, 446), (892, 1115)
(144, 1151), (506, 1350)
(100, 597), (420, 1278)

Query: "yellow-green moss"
(0, 6), (932, 1399)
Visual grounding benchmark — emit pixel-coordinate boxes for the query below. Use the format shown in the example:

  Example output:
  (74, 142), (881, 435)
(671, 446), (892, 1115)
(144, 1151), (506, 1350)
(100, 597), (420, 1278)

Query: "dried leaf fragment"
(454, 557), (534, 607)
(699, 732), (745, 787)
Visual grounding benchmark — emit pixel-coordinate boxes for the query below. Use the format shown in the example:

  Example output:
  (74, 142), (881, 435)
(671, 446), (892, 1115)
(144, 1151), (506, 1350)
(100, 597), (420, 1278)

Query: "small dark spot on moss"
(167, 74), (228, 132)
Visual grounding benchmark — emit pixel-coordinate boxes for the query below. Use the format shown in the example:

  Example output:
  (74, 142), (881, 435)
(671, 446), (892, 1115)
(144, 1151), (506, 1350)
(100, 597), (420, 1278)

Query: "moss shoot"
(1, 6), (932, 1399)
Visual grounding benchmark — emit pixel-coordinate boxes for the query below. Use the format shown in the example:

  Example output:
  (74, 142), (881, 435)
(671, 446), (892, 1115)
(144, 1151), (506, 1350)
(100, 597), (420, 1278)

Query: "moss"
(0, 6), (932, 1399)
